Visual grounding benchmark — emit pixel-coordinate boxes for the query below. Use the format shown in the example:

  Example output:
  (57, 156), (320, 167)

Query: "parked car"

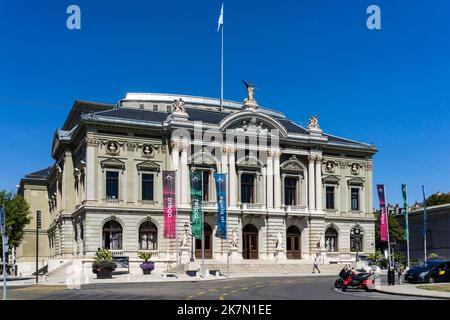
(404, 260), (450, 284)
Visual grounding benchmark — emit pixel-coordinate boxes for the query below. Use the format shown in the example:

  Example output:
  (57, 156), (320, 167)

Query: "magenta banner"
(377, 184), (388, 242)
(163, 171), (176, 239)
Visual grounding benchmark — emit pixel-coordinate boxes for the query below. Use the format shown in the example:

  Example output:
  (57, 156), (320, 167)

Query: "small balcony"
(202, 201), (217, 209)
(283, 205), (308, 213)
(240, 203), (264, 210)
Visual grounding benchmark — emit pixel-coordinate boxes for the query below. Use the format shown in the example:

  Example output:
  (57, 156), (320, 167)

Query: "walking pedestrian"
(398, 265), (404, 284)
(313, 255), (321, 274)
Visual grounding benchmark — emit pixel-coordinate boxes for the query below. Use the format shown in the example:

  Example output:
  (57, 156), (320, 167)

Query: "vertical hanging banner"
(422, 185), (428, 239)
(190, 171), (203, 239)
(162, 171), (176, 239)
(401, 184), (409, 241)
(214, 173), (227, 239)
(377, 184), (388, 242)
(0, 205), (5, 235)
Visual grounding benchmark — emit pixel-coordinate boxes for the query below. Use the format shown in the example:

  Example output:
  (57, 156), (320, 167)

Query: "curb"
(374, 287), (450, 300)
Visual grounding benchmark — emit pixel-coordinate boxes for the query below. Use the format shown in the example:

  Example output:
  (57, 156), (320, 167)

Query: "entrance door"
(286, 225), (301, 259)
(242, 224), (258, 259)
(195, 223), (213, 259)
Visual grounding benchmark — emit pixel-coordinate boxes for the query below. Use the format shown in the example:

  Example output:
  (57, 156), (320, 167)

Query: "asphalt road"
(7, 276), (436, 300)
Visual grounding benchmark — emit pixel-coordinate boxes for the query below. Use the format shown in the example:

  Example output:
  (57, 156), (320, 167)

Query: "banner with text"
(401, 184), (409, 241)
(163, 171), (177, 239)
(214, 173), (227, 239)
(377, 184), (388, 242)
(190, 171), (203, 239)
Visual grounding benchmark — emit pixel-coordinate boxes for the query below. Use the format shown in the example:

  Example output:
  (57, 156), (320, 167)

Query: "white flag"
(217, 3), (223, 32)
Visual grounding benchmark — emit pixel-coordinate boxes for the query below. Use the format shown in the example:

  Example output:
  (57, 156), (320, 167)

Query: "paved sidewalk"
(375, 284), (450, 300)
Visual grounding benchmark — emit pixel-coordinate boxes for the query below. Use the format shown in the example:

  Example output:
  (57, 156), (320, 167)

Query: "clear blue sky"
(0, 0), (449, 206)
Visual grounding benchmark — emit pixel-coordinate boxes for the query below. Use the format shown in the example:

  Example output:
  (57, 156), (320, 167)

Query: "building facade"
(17, 90), (377, 273)
(396, 203), (450, 260)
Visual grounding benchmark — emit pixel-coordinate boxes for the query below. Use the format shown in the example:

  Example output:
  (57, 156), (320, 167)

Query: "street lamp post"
(36, 210), (41, 284)
(184, 224), (194, 263)
(355, 228), (360, 262)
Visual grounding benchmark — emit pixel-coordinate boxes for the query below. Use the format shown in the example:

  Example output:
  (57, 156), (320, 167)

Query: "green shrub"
(138, 251), (153, 263)
(92, 248), (116, 274)
(94, 248), (113, 261)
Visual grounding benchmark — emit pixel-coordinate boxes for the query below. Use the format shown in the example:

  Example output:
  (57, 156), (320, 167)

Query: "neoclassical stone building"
(17, 90), (377, 273)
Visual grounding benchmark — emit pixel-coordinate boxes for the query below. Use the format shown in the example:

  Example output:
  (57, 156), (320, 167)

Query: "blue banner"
(214, 173), (227, 239)
(422, 185), (427, 239)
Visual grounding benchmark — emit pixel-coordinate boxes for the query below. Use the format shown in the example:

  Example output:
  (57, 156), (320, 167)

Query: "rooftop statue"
(308, 115), (320, 130)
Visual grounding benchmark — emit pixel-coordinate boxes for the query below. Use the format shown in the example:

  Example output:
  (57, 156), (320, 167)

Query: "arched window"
(325, 227), (338, 252)
(102, 220), (122, 250)
(139, 221), (158, 250)
(350, 225), (364, 252)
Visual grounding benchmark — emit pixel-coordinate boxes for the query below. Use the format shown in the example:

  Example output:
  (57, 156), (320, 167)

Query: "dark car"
(404, 260), (450, 284)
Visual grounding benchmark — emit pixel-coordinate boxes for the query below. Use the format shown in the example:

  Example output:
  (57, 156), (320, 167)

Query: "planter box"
(142, 269), (152, 275)
(96, 270), (113, 279)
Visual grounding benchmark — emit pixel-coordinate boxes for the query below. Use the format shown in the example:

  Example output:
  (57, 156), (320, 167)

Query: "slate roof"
(95, 107), (309, 134)
(21, 167), (52, 185)
(78, 100), (374, 151)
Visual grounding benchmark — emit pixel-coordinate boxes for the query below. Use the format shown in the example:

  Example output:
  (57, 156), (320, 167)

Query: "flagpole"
(220, 16), (224, 111)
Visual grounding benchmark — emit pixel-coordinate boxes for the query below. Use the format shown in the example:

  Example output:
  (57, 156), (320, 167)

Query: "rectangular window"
(202, 171), (209, 201)
(326, 186), (335, 209)
(241, 174), (255, 203)
(106, 171), (119, 199)
(142, 174), (154, 201)
(153, 105), (158, 111)
(351, 188), (359, 211)
(284, 177), (297, 206)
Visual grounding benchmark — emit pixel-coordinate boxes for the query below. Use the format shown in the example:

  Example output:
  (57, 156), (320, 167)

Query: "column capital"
(308, 155), (316, 162)
(227, 146), (237, 154)
(315, 155), (323, 162)
(271, 150), (281, 158)
(222, 147), (228, 154)
(171, 141), (180, 150)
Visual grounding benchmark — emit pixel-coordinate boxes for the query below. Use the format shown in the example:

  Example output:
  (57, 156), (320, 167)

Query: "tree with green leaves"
(374, 211), (404, 251)
(0, 190), (31, 260)
(426, 193), (450, 207)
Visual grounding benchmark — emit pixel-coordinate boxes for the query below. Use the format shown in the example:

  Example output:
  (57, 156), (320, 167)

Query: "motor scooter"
(341, 272), (375, 292)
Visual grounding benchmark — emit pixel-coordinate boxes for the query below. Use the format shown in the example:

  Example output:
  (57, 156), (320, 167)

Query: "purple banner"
(163, 171), (176, 239)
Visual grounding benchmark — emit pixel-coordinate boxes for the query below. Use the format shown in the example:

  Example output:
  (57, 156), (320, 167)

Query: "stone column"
(273, 151), (281, 209)
(228, 147), (237, 207)
(220, 148), (228, 206)
(266, 151), (274, 209)
(221, 147), (228, 175)
(171, 142), (181, 204)
(315, 156), (323, 211)
(180, 142), (189, 205)
(308, 155), (316, 210)
(85, 138), (96, 201)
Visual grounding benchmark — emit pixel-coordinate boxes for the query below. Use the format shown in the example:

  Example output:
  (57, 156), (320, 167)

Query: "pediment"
(188, 150), (219, 165)
(281, 156), (305, 172)
(219, 111), (288, 138)
(347, 177), (365, 185)
(323, 175), (340, 184)
(236, 154), (263, 168)
(136, 160), (160, 172)
(100, 158), (126, 170)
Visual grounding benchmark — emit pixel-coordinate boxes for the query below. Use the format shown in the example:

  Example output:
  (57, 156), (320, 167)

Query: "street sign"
(0, 205), (5, 235)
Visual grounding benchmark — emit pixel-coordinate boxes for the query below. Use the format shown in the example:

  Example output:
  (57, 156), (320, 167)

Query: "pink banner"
(377, 184), (388, 242)
(163, 171), (176, 239)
